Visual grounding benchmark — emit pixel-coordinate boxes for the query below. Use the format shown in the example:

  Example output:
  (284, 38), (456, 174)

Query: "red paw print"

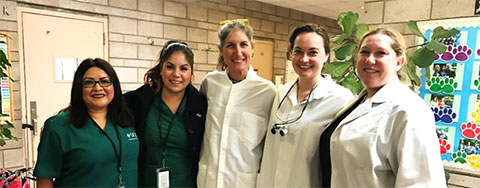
(439, 138), (451, 154)
(461, 122), (480, 140)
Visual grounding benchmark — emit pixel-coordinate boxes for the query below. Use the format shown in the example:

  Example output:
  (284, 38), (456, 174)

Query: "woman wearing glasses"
(319, 28), (445, 187)
(257, 24), (353, 187)
(34, 58), (138, 187)
(124, 41), (207, 187)
(197, 19), (276, 188)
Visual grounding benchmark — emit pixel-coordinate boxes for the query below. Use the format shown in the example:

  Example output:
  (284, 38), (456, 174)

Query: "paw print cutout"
(474, 78), (480, 92)
(431, 107), (441, 122)
(441, 78), (457, 94)
(431, 107), (456, 123)
(435, 45), (454, 61)
(435, 45), (472, 62)
(452, 151), (467, 164)
(472, 109), (480, 126)
(461, 122), (480, 139)
(440, 108), (457, 123)
(453, 45), (472, 61)
(439, 138), (451, 154)
(467, 154), (480, 170)
(427, 77), (443, 93)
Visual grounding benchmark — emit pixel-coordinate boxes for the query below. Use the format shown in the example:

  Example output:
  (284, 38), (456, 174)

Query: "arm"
(389, 107), (446, 187)
(37, 178), (54, 188)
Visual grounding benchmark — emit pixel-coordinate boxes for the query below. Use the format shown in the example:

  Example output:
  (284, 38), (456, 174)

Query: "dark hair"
(65, 58), (134, 128)
(287, 23), (330, 58)
(144, 40), (194, 93)
(217, 19), (254, 70)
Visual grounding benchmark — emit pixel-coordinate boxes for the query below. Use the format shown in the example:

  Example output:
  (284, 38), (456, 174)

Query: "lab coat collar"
(337, 77), (402, 125)
(222, 65), (256, 85)
(283, 74), (329, 105)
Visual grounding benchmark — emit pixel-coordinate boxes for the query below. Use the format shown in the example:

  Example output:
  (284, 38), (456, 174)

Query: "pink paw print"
(461, 122), (480, 140)
(439, 138), (451, 154)
(434, 45), (472, 62)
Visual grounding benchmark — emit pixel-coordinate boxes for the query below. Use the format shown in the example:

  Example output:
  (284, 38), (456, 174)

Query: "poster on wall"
(0, 35), (13, 123)
(418, 18), (480, 174)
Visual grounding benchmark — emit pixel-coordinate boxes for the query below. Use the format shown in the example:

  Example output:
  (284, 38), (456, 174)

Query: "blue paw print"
(432, 107), (457, 123)
(431, 107), (441, 122)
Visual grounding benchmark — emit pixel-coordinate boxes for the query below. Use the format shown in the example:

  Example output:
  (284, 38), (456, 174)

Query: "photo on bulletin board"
(0, 34), (13, 123)
(426, 63), (464, 94)
(437, 126), (455, 155)
(424, 94), (460, 124)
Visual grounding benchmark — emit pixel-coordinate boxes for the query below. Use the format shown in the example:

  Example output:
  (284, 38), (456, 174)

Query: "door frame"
(17, 7), (109, 168)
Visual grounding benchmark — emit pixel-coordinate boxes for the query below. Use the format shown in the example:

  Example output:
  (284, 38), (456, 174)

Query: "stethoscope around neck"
(271, 80), (316, 136)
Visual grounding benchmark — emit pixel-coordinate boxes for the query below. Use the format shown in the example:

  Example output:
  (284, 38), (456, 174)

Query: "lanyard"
(90, 116), (124, 187)
(158, 113), (176, 168)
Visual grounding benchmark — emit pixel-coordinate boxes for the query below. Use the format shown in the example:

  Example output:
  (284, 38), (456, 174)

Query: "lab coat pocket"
(303, 121), (327, 153)
(236, 171), (258, 188)
(197, 163), (207, 187)
(239, 112), (267, 148)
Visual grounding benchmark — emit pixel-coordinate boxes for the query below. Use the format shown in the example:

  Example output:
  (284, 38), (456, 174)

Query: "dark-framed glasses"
(82, 78), (113, 88)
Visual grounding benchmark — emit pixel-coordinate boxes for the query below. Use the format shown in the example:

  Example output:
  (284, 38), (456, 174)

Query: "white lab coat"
(257, 75), (354, 187)
(197, 66), (276, 188)
(330, 78), (446, 187)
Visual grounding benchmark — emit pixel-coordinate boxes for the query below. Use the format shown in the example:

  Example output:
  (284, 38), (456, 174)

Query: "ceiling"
(256, 0), (365, 20)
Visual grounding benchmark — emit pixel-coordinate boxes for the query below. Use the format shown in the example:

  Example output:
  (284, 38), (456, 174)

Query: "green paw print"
(452, 151), (467, 164)
(474, 79), (480, 91)
(442, 78), (457, 93)
(427, 77), (442, 93)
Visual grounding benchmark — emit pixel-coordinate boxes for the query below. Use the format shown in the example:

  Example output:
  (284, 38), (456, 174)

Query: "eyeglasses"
(82, 78), (113, 88)
(271, 80), (316, 136)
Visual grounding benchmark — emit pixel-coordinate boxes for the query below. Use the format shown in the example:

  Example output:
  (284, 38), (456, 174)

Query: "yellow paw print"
(471, 109), (480, 124)
(467, 154), (480, 170)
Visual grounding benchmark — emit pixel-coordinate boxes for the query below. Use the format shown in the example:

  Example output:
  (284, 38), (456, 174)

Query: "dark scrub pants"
(33, 111), (139, 187)
(140, 95), (195, 187)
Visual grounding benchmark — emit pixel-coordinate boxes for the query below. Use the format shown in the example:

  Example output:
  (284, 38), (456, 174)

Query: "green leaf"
(334, 42), (356, 60)
(412, 47), (435, 68)
(402, 61), (420, 86)
(341, 73), (364, 94)
(331, 33), (349, 43)
(0, 50), (7, 65)
(425, 40), (447, 54)
(0, 139), (5, 146)
(1, 126), (13, 139)
(424, 67), (431, 82)
(407, 20), (426, 40)
(431, 27), (460, 40)
(324, 60), (353, 79)
(337, 11), (358, 36)
(354, 24), (369, 42)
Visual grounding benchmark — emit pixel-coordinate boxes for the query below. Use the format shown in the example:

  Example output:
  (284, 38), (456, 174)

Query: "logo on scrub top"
(126, 132), (138, 141)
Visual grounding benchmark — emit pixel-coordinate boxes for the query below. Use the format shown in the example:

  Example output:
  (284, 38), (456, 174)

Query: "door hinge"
(103, 32), (106, 45)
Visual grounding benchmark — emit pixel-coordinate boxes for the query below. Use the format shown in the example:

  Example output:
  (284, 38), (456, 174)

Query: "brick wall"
(0, 0), (339, 169)
(358, 0), (480, 187)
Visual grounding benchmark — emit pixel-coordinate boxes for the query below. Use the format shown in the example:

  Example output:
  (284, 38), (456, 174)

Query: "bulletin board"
(0, 33), (14, 123)
(418, 18), (480, 174)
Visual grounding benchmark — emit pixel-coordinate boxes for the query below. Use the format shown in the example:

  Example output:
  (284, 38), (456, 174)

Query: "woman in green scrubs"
(34, 58), (139, 187)
(125, 41), (207, 187)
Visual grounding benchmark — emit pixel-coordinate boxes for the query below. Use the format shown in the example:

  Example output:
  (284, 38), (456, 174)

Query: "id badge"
(156, 167), (169, 188)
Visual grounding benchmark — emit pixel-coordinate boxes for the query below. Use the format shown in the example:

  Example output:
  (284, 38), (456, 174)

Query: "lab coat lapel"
(338, 90), (369, 125)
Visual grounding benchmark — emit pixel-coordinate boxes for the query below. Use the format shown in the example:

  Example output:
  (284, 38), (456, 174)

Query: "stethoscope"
(271, 80), (316, 136)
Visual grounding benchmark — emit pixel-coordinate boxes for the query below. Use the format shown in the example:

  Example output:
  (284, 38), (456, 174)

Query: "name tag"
(156, 167), (169, 188)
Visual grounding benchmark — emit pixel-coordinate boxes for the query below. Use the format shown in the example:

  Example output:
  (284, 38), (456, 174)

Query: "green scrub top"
(141, 95), (194, 187)
(33, 111), (139, 187)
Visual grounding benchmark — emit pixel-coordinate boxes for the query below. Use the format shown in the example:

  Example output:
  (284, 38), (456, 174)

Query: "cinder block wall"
(0, 0), (339, 169)
(358, 0), (480, 187)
